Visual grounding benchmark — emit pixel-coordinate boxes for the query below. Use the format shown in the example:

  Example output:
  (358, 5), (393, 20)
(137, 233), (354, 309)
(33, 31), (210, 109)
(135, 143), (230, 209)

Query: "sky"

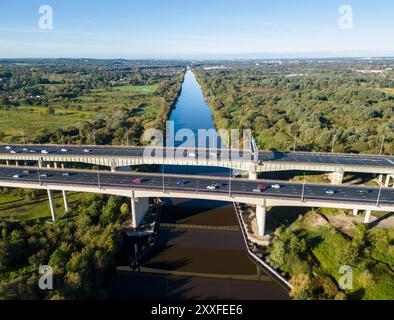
(0, 0), (394, 59)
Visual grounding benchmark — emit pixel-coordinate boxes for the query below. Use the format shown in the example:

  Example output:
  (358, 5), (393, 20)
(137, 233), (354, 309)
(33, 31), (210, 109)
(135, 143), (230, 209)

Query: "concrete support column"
(6, 160), (9, 166)
(62, 190), (69, 212)
(385, 175), (390, 188)
(378, 174), (384, 184)
(331, 171), (344, 185)
(61, 163), (65, 169)
(256, 201), (267, 237)
(47, 190), (56, 222)
(130, 195), (149, 228)
(249, 170), (257, 180)
(364, 210), (372, 224)
(353, 209), (359, 216)
(15, 161), (19, 167)
(38, 159), (43, 168)
(111, 166), (117, 172)
(47, 163), (51, 169)
(54, 162), (58, 169)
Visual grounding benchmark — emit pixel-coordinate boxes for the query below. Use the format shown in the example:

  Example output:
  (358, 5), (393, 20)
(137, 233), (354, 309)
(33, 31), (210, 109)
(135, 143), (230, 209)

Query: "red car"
(253, 185), (267, 193)
(132, 178), (142, 184)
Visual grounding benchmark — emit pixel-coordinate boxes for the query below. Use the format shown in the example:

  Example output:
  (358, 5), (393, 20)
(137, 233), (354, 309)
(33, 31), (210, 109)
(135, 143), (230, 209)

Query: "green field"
(0, 191), (88, 221)
(0, 106), (102, 137)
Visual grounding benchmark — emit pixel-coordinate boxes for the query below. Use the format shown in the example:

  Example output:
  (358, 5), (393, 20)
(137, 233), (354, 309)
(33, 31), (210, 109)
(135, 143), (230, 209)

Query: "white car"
(61, 148), (68, 153)
(5, 146), (11, 150)
(29, 149), (36, 153)
(40, 174), (48, 178)
(271, 184), (281, 189)
(22, 148), (28, 152)
(62, 172), (70, 177)
(41, 150), (49, 154)
(12, 174), (20, 179)
(23, 170), (29, 174)
(83, 149), (90, 153)
(188, 152), (196, 157)
(10, 150), (17, 154)
(207, 183), (221, 190)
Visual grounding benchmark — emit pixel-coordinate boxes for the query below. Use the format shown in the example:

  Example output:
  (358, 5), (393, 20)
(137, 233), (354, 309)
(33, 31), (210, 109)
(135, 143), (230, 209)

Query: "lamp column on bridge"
(130, 191), (150, 229)
(256, 199), (267, 237)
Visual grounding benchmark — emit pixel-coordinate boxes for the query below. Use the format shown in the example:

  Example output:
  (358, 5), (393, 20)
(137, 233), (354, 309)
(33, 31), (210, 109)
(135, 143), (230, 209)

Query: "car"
(61, 148), (68, 153)
(62, 172), (70, 177)
(22, 148), (28, 152)
(207, 183), (220, 190)
(12, 174), (20, 179)
(41, 150), (49, 154)
(271, 184), (281, 189)
(188, 152), (196, 157)
(5, 146), (11, 150)
(358, 189), (370, 194)
(325, 189), (335, 195)
(83, 149), (90, 153)
(22, 170), (29, 174)
(253, 185), (267, 192)
(10, 150), (17, 154)
(132, 178), (142, 184)
(40, 174), (48, 178)
(29, 149), (36, 153)
(176, 180), (186, 186)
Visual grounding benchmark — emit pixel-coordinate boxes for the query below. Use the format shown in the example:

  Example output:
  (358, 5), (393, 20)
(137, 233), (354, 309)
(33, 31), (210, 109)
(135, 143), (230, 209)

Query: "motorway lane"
(0, 166), (393, 206)
(1, 144), (394, 169)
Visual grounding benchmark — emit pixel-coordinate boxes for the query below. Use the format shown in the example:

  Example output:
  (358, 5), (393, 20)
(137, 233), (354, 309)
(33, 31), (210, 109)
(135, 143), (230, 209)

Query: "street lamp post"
(97, 166), (101, 189)
(301, 173), (306, 202)
(162, 165), (165, 193)
(376, 186), (382, 207)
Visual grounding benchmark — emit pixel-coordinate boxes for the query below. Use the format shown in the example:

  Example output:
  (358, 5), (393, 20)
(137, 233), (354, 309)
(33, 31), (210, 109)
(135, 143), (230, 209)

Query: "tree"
(290, 273), (314, 299)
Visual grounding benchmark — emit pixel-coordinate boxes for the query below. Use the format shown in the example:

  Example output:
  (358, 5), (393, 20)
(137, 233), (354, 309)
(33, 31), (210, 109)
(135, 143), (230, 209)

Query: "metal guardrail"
(0, 176), (393, 209)
(160, 223), (240, 232)
(232, 202), (292, 290)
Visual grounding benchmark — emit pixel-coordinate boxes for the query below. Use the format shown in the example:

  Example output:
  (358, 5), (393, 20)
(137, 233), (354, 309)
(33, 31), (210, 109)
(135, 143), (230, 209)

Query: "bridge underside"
(0, 181), (391, 236)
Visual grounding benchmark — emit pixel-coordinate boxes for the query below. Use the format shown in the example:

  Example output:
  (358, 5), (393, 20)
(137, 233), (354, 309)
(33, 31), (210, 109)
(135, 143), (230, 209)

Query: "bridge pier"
(256, 200), (267, 237)
(47, 190), (57, 222)
(364, 210), (372, 224)
(130, 195), (149, 228)
(330, 171), (344, 185)
(249, 170), (257, 180)
(62, 190), (69, 212)
(385, 175), (394, 188)
(54, 162), (58, 169)
(353, 209), (359, 216)
(6, 160), (9, 166)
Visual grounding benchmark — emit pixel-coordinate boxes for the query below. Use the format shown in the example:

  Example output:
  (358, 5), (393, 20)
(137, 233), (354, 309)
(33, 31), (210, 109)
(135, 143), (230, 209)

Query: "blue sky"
(0, 0), (393, 59)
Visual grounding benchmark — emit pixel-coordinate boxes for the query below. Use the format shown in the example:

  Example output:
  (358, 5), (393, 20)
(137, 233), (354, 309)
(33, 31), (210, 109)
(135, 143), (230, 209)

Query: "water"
(110, 69), (289, 300)
(164, 68), (227, 176)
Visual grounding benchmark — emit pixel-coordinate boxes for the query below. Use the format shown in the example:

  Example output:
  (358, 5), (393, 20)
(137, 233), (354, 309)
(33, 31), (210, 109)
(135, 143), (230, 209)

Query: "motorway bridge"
(0, 165), (392, 236)
(1, 144), (394, 185)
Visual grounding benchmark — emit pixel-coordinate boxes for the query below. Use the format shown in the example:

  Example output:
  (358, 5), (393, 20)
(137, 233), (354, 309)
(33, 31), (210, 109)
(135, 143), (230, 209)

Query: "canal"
(110, 69), (289, 300)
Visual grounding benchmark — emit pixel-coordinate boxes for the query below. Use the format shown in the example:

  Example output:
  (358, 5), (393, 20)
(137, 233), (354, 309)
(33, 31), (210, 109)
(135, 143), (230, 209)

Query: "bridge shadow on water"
(110, 199), (290, 300)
